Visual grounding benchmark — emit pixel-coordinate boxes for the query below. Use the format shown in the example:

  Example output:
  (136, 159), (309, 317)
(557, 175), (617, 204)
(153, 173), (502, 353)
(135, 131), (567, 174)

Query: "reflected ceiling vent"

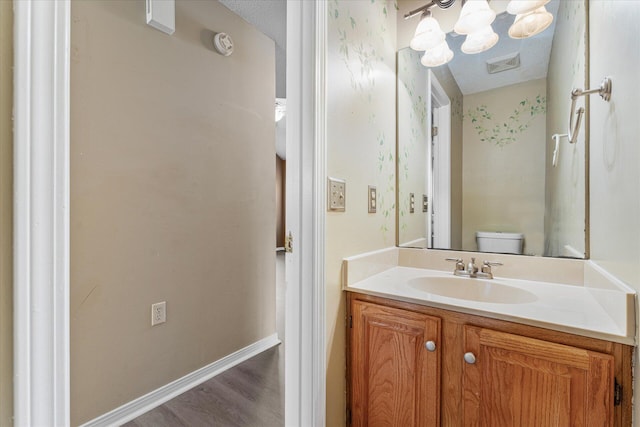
(486, 52), (521, 74)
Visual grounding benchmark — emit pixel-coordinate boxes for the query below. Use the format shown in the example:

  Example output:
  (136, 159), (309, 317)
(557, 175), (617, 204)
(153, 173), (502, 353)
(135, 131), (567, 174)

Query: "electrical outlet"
(328, 177), (346, 211)
(151, 301), (166, 326)
(368, 185), (376, 213)
(410, 193), (415, 213)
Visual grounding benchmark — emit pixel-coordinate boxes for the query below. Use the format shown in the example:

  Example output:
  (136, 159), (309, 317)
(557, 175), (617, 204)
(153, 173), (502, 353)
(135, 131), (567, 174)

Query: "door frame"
(13, 1), (325, 426)
(285, 1), (327, 426)
(426, 70), (451, 249)
(13, 1), (71, 425)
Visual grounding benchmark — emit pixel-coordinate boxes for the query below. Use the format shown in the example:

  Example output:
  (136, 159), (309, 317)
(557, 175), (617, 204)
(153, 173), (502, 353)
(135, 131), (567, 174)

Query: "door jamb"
(285, 1), (327, 425)
(13, 1), (71, 425)
(426, 70), (451, 249)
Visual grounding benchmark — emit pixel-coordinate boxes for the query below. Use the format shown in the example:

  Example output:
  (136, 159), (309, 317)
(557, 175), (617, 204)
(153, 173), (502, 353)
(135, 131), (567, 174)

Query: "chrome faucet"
(446, 257), (502, 279)
(467, 257), (479, 276)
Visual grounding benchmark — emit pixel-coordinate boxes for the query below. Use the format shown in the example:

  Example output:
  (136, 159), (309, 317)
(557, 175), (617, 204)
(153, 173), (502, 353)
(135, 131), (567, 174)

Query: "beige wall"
(0, 2), (12, 426)
(462, 79), (547, 255)
(326, 1), (397, 425)
(70, 1), (275, 424)
(588, 0), (640, 421)
(545, 0), (587, 258)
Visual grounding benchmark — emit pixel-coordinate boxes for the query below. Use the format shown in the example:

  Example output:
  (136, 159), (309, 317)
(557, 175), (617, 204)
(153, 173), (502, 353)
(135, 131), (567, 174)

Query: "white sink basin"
(407, 276), (538, 304)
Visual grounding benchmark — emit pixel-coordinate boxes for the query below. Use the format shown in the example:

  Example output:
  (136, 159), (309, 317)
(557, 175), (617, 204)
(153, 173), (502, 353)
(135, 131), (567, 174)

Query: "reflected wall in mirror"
(397, 0), (587, 258)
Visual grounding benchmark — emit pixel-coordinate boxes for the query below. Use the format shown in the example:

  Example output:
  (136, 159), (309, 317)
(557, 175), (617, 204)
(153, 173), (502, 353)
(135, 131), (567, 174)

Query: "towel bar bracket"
(568, 77), (612, 144)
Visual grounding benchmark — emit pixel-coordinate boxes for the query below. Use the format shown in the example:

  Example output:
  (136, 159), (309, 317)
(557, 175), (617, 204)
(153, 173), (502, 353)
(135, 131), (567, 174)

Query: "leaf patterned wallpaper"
(326, 2), (397, 426)
(467, 95), (547, 148)
(397, 47), (428, 246)
(327, 0), (397, 242)
(544, 0), (586, 258)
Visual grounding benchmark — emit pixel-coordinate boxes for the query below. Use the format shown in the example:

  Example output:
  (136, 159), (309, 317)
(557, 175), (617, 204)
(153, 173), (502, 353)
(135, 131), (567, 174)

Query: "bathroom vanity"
(343, 248), (634, 426)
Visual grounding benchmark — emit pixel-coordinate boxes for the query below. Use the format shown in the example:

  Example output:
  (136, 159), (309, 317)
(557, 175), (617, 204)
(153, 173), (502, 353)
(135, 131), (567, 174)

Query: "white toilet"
(476, 231), (524, 255)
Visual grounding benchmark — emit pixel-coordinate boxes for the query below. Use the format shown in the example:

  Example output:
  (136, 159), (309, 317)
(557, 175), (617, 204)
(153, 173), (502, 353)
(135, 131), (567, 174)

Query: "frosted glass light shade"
(454, 0), (496, 35)
(461, 25), (499, 54)
(508, 6), (553, 39)
(506, 0), (550, 15)
(420, 41), (454, 67)
(410, 14), (446, 51)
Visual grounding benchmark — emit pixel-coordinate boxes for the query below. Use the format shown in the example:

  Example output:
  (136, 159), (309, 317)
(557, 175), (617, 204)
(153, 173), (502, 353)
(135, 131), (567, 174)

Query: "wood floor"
(122, 345), (284, 427)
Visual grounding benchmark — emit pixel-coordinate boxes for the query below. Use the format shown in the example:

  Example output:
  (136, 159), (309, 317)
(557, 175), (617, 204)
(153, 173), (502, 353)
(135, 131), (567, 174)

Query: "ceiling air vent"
(486, 52), (520, 74)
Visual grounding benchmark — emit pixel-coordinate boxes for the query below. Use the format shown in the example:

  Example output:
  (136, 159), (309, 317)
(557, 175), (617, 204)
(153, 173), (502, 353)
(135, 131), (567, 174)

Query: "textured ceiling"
(447, 0), (559, 95)
(218, 0), (286, 98)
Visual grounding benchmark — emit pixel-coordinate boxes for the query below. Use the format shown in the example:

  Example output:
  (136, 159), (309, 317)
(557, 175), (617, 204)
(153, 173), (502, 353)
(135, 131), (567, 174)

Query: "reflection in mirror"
(397, 0), (587, 258)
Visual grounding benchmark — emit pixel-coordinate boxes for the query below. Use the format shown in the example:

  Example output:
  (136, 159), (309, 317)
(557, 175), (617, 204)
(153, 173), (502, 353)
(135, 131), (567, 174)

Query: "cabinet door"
(351, 301), (441, 427)
(462, 325), (614, 427)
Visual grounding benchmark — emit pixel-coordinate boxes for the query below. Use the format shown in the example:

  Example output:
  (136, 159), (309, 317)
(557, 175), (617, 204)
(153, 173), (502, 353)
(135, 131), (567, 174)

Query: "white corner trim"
(13, 1), (71, 426)
(79, 334), (281, 427)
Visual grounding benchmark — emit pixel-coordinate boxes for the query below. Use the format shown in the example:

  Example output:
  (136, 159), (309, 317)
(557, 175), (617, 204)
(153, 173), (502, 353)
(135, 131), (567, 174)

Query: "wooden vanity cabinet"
(346, 292), (633, 427)
(463, 326), (614, 426)
(350, 301), (441, 426)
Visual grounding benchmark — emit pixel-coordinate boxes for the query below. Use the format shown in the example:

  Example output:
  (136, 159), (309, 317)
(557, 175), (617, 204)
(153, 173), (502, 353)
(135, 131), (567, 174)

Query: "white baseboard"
(79, 333), (281, 427)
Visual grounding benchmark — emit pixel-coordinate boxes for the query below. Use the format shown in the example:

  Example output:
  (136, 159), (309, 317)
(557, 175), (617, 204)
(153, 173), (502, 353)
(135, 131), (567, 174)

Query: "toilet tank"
(476, 231), (524, 255)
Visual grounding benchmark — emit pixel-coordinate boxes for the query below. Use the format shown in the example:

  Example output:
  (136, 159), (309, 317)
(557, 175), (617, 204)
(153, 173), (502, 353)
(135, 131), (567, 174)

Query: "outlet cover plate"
(409, 193), (415, 213)
(151, 301), (166, 326)
(328, 177), (346, 212)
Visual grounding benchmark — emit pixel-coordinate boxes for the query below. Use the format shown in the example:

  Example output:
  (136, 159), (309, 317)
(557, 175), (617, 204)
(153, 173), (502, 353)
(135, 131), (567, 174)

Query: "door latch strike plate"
(285, 231), (293, 253)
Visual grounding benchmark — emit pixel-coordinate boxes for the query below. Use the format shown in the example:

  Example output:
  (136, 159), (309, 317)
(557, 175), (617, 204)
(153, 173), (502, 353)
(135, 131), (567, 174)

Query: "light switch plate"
(422, 194), (429, 212)
(368, 185), (377, 213)
(410, 193), (415, 213)
(328, 177), (346, 212)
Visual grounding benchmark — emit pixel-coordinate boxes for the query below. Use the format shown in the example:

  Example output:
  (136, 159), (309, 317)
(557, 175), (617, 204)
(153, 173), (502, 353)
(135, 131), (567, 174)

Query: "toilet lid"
(476, 231), (524, 239)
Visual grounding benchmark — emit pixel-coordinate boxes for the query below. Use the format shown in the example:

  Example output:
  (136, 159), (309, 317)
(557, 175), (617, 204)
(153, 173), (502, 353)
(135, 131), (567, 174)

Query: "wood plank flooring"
(122, 345), (284, 427)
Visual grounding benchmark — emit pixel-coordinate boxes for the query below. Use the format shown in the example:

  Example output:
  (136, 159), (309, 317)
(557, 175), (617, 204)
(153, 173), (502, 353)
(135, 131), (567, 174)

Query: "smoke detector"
(486, 52), (520, 74)
(214, 32), (234, 56)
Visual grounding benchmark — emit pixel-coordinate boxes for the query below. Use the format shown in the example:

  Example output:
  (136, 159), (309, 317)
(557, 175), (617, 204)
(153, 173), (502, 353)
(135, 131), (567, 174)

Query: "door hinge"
(346, 408), (352, 425)
(284, 231), (293, 253)
(349, 315), (353, 329)
(614, 378), (622, 406)
(431, 126), (438, 138)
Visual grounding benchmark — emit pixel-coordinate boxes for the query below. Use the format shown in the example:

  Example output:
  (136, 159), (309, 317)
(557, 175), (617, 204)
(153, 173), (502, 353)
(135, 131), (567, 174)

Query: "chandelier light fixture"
(421, 41), (454, 67)
(506, 0), (554, 39)
(461, 24), (499, 54)
(410, 10), (447, 51)
(406, 0), (554, 67)
(454, 0), (496, 35)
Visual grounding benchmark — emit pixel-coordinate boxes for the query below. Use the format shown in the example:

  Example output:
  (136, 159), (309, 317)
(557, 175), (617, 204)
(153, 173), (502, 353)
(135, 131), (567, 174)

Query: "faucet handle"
(482, 261), (503, 274)
(445, 257), (465, 271)
(482, 260), (503, 267)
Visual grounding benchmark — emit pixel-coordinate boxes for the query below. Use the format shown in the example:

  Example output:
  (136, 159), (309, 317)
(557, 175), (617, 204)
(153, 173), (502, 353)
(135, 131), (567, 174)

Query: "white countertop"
(345, 266), (635, 345)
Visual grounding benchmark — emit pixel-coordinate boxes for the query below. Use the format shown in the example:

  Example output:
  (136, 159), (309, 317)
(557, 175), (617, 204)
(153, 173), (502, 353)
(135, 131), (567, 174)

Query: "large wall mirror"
(396, 0), (588, 258)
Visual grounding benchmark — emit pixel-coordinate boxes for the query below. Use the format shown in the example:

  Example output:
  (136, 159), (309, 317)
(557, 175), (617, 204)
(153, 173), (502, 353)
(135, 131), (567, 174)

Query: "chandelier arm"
(434, 0), (456, 9)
